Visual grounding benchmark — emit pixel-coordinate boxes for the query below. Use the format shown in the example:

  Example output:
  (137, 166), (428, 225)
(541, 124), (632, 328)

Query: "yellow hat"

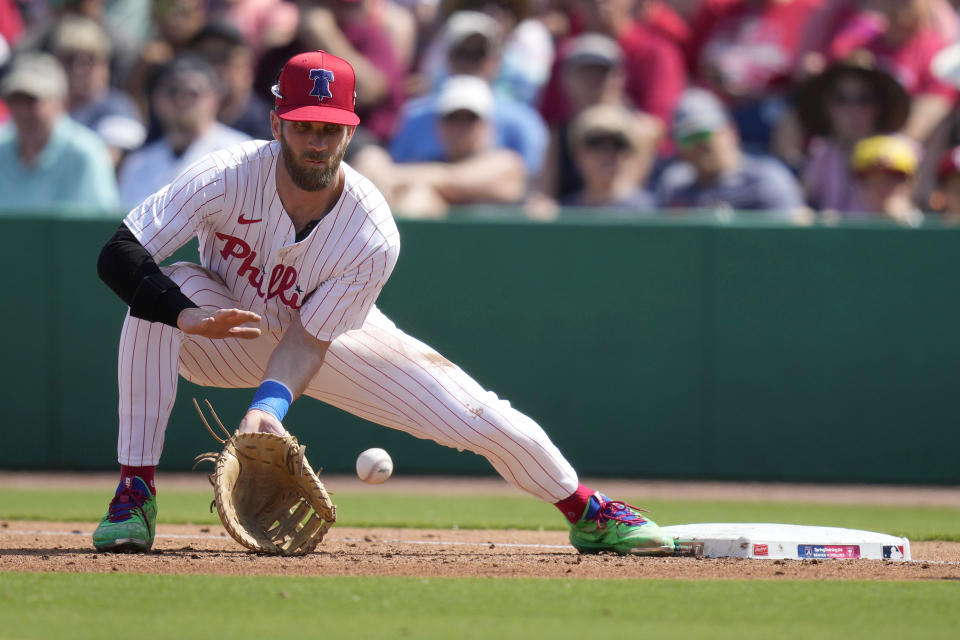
(851, 135), (919, 176)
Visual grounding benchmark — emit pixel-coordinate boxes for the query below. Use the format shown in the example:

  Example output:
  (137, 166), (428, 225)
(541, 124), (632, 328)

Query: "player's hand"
(238, 409), (287, 436)
(177, 308), (262, 339)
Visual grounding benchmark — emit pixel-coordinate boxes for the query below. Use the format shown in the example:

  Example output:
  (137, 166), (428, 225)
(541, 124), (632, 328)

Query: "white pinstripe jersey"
(123, 139), (400, 342)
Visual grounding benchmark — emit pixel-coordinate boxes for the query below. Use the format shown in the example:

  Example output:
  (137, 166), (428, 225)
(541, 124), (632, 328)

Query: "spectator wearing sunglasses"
(794, 60), (909, 217)
(655, 88), (804, 217)
(530, 33), (659, 218)
(117, 55), (250, 206)
(562, 104), (656, 213)
(828, 0), (956, 144)
(49, 15), (146, 168)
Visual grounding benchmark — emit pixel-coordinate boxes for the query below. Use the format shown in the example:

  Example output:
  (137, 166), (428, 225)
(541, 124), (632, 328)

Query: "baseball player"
(92, 50), (675, 557)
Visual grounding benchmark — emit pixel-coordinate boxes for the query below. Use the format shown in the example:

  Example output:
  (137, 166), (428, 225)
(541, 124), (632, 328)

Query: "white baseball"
(356, 448), (393, 484)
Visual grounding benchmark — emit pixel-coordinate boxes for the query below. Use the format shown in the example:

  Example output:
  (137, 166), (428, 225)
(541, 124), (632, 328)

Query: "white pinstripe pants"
(116, 263), (579, 502)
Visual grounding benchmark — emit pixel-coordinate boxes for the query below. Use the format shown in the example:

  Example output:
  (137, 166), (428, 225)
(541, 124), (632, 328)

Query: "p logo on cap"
(273, 50), (359, 126)
(309, 69), (335, 100)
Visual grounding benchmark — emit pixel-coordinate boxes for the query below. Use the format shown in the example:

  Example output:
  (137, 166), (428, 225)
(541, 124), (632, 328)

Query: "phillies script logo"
(216, 233), (302, 308)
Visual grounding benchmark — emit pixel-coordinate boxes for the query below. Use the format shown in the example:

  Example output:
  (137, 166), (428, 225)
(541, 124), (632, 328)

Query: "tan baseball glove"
(192, 399), (337, 556)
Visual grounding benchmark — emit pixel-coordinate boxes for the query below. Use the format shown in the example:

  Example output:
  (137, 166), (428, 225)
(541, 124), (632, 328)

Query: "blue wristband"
(249, 379), (293, 422)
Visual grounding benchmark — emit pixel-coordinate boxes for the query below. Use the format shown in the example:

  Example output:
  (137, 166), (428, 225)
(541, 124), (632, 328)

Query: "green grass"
(2, 488), (958, 541)
(2, 490), (958, 639)
(0, 573), (957, 640)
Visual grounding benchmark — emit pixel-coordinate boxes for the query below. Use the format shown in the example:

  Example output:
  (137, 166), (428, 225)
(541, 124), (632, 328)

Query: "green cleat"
(569, 492), (674, 556)
(92, 476), (158, 553)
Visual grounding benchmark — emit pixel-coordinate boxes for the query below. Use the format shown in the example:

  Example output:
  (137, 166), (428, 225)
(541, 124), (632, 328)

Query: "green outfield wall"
(2, 211), (958, 484)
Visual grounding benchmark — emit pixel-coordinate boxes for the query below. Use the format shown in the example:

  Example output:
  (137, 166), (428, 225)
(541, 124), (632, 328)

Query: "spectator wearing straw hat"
(850, 135), (923, 226)
(828, 0), (957, 143)
(0, 52), (119, 211)
(794, 59), (910, 217)
(562, 104), (656, 213)
(49, 15), (146, 167)
(532, 32), (660, 215)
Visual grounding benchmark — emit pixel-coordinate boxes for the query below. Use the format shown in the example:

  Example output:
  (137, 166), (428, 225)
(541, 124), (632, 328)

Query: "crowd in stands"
(5, 0), (960, 225)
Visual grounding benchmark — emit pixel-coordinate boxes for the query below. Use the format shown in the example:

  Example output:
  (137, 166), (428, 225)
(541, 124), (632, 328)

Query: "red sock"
(554, 484), (596, 524)
(120, 465), (156, 495)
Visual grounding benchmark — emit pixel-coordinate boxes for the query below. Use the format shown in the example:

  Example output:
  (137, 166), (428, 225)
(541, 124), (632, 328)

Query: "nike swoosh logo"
(238, 215), (263, 224)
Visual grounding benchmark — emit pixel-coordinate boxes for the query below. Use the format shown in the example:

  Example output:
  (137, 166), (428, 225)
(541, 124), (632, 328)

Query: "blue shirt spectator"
(389, 88), (548, 176)
(0, 53), (119, 212)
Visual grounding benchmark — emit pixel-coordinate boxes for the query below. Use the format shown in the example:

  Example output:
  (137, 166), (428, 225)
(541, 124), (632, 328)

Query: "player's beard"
(280, 132), (347, 192)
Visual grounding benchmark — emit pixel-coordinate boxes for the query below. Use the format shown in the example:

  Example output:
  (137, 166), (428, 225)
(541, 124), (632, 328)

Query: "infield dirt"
(1, 521), (959, 581)
(1, 473), (959, 581)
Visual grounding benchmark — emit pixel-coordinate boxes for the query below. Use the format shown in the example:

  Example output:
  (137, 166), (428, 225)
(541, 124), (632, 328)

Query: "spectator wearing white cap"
(655, 88), (805, 217)
(368, 75), (527, 217)
(0, 52), (119, 211)
(49, 15), (146, 167)
(388, 14), (547, 178)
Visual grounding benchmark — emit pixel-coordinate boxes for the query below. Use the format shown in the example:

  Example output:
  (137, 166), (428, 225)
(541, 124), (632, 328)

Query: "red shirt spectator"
(688, 0), (825, 99)
(0, 0), (24, 47)
(619, 21), (686, 125)
(829, 13), (956, 101)
(540, 23), (685, 127)
(639, 0), (692, 48)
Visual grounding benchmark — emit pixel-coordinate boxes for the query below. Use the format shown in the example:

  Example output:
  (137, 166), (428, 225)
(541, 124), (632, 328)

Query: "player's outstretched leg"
(560, 487), (674, 556)
(92, 476), (158, 553)
(311, 308), (675, 556)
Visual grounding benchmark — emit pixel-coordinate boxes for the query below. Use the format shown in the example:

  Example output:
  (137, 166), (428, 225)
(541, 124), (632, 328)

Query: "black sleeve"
(97, 223), (198, 328)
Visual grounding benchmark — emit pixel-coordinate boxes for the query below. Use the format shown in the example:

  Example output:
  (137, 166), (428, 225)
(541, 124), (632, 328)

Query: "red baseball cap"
(272, 50), (360, 126)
